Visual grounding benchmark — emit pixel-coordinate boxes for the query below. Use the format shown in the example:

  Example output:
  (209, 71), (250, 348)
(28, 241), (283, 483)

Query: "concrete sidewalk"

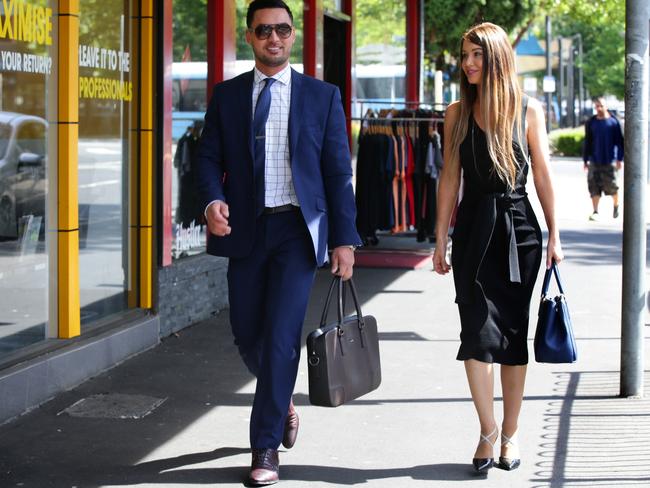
(1, 158), (649, 488)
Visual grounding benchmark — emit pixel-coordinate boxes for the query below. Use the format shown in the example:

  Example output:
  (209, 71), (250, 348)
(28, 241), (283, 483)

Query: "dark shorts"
(587, 164), (619, 197)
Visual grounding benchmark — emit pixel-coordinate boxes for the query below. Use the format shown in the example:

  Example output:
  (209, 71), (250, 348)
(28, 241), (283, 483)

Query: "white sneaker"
(589, 212), (600, 221)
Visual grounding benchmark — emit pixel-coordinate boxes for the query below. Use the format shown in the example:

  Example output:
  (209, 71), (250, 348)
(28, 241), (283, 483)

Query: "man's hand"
(206, 200), (231, 237)
(616, 160), (623, 170)
(583, 162), (589, 171)
(330, 246), (355, 281)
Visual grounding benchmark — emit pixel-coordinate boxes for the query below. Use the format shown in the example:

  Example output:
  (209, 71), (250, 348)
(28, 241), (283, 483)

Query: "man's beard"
(254, 46), (290, 68)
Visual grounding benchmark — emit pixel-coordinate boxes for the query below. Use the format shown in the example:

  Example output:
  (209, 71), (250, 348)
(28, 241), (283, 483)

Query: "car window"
(0, 123), (10, 159)
(16, 121), (46, 156)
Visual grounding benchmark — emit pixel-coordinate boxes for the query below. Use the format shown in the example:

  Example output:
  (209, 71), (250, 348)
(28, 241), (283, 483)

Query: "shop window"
(353, 0), (406, 117)
(78, 0), (132, 327)
(0, 0), (53, 357)
(170, 0), (208, 260)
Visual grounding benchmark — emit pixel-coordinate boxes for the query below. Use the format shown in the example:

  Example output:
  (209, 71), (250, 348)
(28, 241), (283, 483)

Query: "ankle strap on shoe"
(501, 432), (517, 447)
(480, 426), (498, 448)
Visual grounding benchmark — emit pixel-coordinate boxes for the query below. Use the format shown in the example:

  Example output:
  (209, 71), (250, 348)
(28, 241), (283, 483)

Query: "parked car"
(0, 112), (47, 239)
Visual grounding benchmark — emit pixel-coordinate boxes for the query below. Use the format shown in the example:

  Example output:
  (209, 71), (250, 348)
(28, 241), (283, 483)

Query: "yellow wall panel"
(58, 123), (78, 230)
(59, 0), (79, 15)
(58, 231), (80, 338)
(140, 131), (153, 226)
(139, 227), (152, 308)
(140, 18), (153, 130)
(58, 16), (79, 123)
(141, 0), (154, 18)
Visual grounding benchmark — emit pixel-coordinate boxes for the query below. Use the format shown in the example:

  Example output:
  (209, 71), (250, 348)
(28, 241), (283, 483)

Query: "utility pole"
(576, 34), (584, 123)
(558, 37), (564, 128)
(545, 16), (552, 132)
(568, 40), (575, 127)
(620, 0), (649, 398)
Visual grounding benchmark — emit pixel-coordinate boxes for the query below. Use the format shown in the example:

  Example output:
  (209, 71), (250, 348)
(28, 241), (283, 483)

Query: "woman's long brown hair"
(448, 22), (523, 189)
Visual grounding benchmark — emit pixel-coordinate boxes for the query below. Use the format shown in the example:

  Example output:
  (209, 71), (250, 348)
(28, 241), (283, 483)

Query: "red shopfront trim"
(303, 0), (323, 79)
(405, 0), (420, 104)
(207, 0), (237, 98)
(161, 0), (173, 266)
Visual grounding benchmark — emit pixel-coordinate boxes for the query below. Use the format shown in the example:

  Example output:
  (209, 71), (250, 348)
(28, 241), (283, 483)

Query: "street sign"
(543, 75), (556, 93)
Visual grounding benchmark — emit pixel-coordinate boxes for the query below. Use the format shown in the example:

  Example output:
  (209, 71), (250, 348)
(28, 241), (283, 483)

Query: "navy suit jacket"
(195, 68), (361, 267)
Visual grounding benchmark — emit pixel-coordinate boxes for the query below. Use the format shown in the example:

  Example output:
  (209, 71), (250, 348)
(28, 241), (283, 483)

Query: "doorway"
(323, 14), (347, 101)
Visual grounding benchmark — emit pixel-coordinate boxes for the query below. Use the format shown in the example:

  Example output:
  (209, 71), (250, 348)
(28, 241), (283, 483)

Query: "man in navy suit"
(195, 0), (361, 484)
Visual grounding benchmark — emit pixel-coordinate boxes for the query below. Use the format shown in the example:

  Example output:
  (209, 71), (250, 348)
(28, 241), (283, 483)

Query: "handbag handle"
(540, 260), (565, 298)
(319, 276), (365, 328)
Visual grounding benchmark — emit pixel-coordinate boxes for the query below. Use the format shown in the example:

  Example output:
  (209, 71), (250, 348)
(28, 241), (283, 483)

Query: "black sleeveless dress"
(451, 98), (542, 365)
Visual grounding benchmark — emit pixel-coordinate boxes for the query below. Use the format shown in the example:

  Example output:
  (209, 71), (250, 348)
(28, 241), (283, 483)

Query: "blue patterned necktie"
(253, 77), (276, 215)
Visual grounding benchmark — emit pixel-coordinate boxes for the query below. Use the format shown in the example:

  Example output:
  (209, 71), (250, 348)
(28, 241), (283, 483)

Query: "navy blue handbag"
(534, 262), (577, 363)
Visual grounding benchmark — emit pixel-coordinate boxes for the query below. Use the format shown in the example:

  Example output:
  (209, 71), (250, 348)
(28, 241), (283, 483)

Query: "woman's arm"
(527, 98), (564, 268)
(433, 102), (462, 275)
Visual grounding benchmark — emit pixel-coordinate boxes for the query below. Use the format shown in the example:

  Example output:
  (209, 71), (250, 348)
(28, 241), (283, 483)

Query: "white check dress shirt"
(252, 65), (299, 208)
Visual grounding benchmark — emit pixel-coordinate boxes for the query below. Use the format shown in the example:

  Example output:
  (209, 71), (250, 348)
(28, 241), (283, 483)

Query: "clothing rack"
(353, 106), (445, 244)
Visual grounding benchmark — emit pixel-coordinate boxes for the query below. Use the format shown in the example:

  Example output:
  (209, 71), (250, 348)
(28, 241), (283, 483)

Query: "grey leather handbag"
(306, 276), (381, 407)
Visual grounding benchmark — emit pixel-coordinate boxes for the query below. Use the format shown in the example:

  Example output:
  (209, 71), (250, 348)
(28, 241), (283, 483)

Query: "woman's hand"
(433, 237), (451, 275)
(546, 234), (564, 268)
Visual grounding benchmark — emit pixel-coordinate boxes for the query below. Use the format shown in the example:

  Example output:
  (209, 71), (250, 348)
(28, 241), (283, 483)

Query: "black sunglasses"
(250, 23), (293, 40)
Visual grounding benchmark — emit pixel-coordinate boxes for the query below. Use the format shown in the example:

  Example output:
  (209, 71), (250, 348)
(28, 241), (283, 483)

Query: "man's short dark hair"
(246, 0), (293, 28)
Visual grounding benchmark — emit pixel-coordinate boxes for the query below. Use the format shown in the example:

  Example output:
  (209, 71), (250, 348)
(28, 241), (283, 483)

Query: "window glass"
(353, 0), (406, 116)
(78, 0), (132, 326)
(170, 0), (208, 260)
(0, 0), (53, 357)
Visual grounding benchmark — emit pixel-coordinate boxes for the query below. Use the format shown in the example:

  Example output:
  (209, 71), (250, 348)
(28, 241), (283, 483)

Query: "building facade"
(0, 0), (422, 425)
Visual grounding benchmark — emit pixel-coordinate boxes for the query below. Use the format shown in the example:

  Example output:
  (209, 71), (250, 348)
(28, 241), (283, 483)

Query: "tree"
(172, 0), (208, 62)
(424, 0), (541, 71)
(355, 0), (406, 64)
(549, 0), (624, 98)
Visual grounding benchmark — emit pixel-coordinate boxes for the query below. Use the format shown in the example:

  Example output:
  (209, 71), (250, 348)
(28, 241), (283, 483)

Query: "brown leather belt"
(262, 204), (299, 215)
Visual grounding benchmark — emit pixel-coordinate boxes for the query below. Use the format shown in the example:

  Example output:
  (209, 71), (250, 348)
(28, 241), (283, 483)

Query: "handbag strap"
(319, 276), (365, 328)
(541, 261), (565, 298)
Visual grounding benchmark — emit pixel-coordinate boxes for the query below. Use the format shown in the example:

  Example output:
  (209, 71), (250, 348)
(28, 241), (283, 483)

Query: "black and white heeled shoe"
(472, 425), (498, 473)
(498, 432), (521, 471)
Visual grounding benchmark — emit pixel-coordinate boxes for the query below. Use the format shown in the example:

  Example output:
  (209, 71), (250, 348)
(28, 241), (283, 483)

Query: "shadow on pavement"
(0, 267), (416, 487)
(557, 228), (650, 266)
(86, 458), (481, 486)
(532, 370), (650, 488)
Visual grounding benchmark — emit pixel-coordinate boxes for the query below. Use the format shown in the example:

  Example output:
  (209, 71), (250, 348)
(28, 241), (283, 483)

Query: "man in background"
(583, 96), (624, 221)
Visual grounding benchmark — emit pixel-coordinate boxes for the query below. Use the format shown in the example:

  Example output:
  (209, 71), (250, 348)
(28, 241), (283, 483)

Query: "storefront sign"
(0, 1), (53, 46)
(0, 0), (53, 75)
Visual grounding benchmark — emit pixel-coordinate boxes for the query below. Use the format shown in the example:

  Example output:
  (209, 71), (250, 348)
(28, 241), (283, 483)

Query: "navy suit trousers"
(227, 209), (317, 449)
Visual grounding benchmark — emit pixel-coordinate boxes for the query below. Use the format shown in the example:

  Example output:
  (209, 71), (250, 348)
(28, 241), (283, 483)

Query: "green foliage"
(549, 127), (584, 156)
(173, 0), (208, 61)
(79, 0), (126, 48)
(356, 0), (406, 52)
(550, 0), (625, 98)
(424, 0), (541, 71)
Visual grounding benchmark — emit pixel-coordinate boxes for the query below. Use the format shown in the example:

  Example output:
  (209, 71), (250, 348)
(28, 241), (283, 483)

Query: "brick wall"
(157, 254), (229, 337)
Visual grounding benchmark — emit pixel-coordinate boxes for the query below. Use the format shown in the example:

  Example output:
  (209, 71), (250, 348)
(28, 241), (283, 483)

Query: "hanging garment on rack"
(353, 108), (445, 243)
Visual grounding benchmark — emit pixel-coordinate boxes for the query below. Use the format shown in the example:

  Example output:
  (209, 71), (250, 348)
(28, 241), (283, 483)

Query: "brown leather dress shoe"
(248, 448), (279, 486)
(282, 400), (299, 449)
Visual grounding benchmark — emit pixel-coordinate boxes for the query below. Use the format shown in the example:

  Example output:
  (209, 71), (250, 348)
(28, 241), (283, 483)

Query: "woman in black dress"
(432, 23), (563, 473)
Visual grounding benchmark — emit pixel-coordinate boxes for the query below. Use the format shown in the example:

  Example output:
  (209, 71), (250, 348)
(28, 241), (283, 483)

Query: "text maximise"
(0, 1), (53, 47)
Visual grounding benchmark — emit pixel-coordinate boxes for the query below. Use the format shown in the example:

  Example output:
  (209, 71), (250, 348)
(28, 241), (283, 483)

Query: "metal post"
(568, 40), (575, 127)
(545, 16), (552, 132)
(620, 0), (649, 398)
(576, 34), (585, 123)
(558, 37), (564, 128)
